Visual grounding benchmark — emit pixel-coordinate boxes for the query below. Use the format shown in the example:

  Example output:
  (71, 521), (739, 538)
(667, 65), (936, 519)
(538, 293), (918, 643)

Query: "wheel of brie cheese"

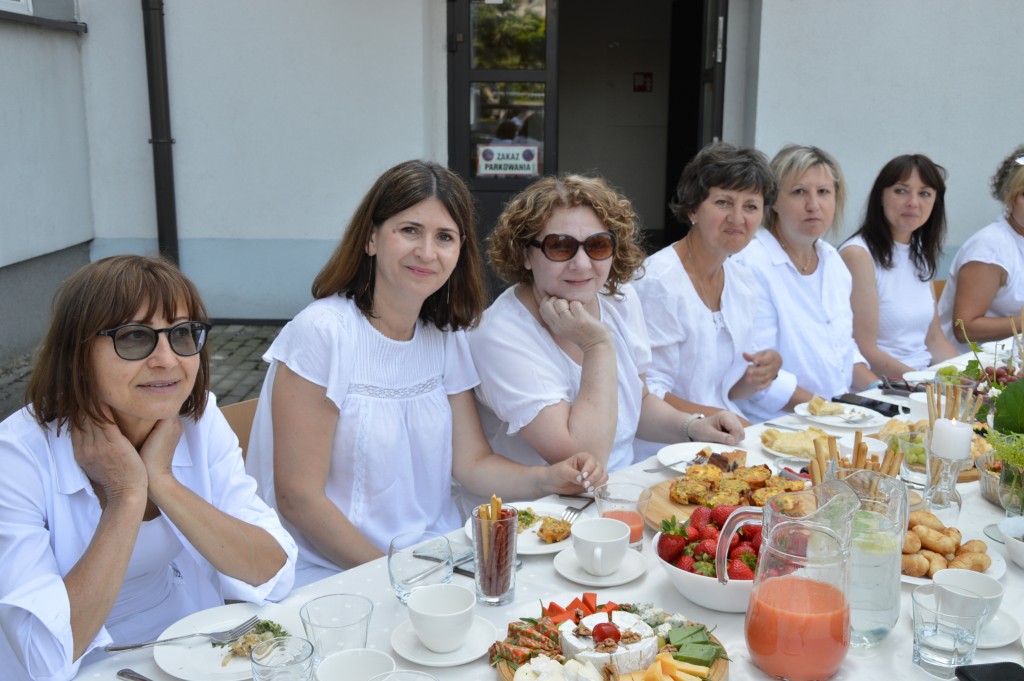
(558, 611), (658, 675)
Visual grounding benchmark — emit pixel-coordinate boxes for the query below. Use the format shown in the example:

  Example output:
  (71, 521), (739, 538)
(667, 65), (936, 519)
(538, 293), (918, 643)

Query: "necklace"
(776, 232), (817, 273)
(683, 238), (723, 309)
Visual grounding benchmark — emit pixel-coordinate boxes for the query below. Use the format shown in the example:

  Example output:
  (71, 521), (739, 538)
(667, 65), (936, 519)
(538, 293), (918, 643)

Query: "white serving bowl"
(651, 532), (752, 613)
(837, 434), (888, 461)
(998, 517), (1024, 570)
(316, 649), (395, 681)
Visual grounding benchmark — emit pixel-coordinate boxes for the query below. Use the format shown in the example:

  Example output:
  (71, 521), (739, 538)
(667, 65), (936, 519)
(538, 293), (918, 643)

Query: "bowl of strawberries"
(652, 505), (757, 613)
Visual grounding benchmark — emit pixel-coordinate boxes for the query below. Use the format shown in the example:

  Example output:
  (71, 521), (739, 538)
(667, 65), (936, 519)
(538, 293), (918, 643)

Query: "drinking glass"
(300, 593), (373, 665)
(594, 482), (651, 551)
(250, 636), (315, 681)
(894, 431), (929, 490)
(387, 532), (453, 604)
(912, 583), (988, 679)
(471, 504), (517, 605)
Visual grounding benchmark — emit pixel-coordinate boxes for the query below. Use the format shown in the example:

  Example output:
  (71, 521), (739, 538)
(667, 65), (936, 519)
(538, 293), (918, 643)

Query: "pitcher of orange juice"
(717, 479), (859, 681)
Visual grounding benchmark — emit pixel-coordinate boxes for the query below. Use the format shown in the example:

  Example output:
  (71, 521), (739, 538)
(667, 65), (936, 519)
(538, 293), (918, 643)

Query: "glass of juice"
(594, 482), (651, 550)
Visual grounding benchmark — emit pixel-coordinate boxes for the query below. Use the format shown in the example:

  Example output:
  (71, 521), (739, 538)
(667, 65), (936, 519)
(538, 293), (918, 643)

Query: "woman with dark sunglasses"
(0, 255), (296, 680)
(634, 142), (780, 428)
(470, 174), (746, 474)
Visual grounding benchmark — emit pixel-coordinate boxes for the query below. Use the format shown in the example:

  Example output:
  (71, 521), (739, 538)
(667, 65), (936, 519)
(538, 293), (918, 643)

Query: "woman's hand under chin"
(537, 295), (610, 351)
(72, 406), (149, 501)
(139, 417), (185, 487)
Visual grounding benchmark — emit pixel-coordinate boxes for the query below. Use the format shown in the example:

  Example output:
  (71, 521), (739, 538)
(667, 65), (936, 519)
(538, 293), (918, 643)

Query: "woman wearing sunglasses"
(0, 255), (296, 680)
(634, 142), (780, 427)
(939, 145), (1024, 350)
(470, 174), (745, 473)
(244, 160), (605, 586)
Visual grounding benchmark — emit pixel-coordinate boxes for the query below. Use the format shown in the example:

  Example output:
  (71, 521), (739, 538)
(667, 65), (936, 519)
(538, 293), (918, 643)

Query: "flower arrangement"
(987, 379), (1024, 513)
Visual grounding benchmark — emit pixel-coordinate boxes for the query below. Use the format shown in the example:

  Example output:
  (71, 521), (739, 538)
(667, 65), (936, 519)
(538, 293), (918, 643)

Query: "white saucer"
(978, 609), (1022, 649)
(390, 616), (496, 667)
(552, 547), (646, 587)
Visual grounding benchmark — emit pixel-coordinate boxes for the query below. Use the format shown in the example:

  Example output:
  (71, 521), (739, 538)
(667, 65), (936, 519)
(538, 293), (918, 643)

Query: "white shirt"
(840, 235), (934, 370)
(633, 244), (762, 418)
(469, 285), (651, 472)
(733, 229), (867, 422)
(245, 295), (476, 586)
(939, 215), (1024, 353)
(0, 398), (297, 681)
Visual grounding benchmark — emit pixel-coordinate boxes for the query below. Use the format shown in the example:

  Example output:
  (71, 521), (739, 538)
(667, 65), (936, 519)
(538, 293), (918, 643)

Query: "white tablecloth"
(76, 365), (1024, 680)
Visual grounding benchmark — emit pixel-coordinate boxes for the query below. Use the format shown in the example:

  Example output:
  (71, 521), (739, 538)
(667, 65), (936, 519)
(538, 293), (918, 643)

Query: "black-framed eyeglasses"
(529, 232), (616, 262)
(97, 321), (213, 361)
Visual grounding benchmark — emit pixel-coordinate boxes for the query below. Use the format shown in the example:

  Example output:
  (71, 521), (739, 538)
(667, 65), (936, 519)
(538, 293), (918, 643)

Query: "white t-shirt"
(0, 399), (296, 681)
(840, 235), (934, 370)
(468, 285), (651, 472)
(245, 295), (476, 586)
(939, 216), (1024, 353)
(733, 229), (867, 422)
(633, 244), (763, 418)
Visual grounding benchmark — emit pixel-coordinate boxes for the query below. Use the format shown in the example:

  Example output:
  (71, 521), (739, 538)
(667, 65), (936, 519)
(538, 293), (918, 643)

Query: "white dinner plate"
(152, 602), (304, 681)
(655, 442), (749, 473)
(794, 402), (888, 429)
(463, 501), (572, 555)
(978, 608), (1022, 649)
(901, 549), (1007, 586)
(980, 340), (1015, 356)
(902, 370), (936, 383)
(552, 547), (646, 587)
(390, 616), (496, 667)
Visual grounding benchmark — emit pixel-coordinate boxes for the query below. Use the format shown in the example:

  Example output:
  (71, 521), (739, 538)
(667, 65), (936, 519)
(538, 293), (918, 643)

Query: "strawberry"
(710, 504), (740, 528)
(684, 524), (700, 543)
(698, 525), (720, 542)
(727, 558), (755, 580)
(730, 542), (756, 561)
(693, 538), (719, 560)
(693, 559), (716, 577)
(688, 506), (712, 529)
(740, 524), (762, 541)
(676, 554), (696, 573)
(729, 532), (740, 550)
(752, 532), (763, 553)
(657, 533), (688, 564)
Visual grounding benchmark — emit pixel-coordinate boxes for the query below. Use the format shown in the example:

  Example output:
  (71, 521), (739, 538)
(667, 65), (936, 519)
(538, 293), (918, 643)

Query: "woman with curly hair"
(939, 145), (1024, 350)
(840, 154), (958, 375)
(469, 174), (745, 472)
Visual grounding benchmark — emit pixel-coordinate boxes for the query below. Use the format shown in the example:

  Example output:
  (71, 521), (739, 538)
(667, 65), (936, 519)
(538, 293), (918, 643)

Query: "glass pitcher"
(717, 479), (859, 681)
(826, 466), (908, 647)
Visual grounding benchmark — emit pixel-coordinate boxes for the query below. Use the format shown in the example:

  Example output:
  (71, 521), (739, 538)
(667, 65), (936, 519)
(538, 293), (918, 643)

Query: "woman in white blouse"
(734, 145), (878, 422)
(634, 142), (782, 426)
(840, 154), (958, 375)
(244, 160), (605, 586)
(939, 145), (1024, 350)
(469, 174), (745, 473)
(0, 255), (296, 681)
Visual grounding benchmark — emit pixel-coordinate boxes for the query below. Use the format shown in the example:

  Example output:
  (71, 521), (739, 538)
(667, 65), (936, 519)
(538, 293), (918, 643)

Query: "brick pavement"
(0, 323), (282, 421)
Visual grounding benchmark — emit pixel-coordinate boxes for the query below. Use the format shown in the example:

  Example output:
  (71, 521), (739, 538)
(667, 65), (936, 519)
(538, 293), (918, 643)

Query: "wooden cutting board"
(644, 479), (699, 531)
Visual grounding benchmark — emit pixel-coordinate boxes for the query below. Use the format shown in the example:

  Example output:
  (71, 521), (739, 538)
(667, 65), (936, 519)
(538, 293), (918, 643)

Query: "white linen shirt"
(633, 244), (762, 418)
(939, 216), (1024, 353)
(840, 236), (935, 370)
(0, 398), (297, 681)
(469, 285), (651, 472)
(245, 295), (476, 586)
(733, 229), (868, 422)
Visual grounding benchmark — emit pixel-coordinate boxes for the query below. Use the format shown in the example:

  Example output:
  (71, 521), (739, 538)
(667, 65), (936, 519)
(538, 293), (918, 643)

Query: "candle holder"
(923, 450), (974, 527)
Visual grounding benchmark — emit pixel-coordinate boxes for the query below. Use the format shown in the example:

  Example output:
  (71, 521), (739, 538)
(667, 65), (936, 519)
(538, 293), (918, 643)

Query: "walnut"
(659, 643), (678, 654)
(619, 630), (642, 645)
(594, 638), (619, 653)
(601, 662), (619, 681)
(573, 623), (592, 637)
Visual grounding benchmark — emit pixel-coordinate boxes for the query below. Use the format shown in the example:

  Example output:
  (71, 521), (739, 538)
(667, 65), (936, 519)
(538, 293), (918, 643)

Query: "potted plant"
(988, 380), (1024, 515)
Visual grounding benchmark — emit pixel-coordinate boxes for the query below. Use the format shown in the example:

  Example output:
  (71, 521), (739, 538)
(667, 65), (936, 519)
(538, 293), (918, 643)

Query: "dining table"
(76, 348), (1024, 680)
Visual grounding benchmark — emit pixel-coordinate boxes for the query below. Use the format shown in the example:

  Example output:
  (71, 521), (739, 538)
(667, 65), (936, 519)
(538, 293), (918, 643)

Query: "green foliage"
(989, 381), (1024, 466)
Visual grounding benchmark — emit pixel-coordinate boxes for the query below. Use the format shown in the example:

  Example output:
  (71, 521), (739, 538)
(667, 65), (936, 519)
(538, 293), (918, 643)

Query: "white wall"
(82, 0), (449, 318)
(729, 0), (1023, 275)
(0, 22), (91, 268)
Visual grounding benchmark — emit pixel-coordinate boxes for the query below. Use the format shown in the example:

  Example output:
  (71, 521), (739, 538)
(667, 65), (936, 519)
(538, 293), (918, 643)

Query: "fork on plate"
(104, 614), (260, 652)
(561, 498), (595, 524)
(643, 451), (710, 474)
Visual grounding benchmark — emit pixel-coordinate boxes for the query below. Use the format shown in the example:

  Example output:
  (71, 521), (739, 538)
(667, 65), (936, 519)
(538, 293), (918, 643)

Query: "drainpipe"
(141, 0), (179, 264)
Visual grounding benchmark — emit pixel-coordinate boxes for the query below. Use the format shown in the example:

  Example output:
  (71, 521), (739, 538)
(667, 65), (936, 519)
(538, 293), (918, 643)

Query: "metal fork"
(104, 615), (260, 652)
(643, 452), (710, 474)
(561, 498), (595, 524)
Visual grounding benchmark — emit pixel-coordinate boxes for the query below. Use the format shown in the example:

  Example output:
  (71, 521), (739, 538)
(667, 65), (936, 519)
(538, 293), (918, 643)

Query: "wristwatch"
(683, 412), (706, 442)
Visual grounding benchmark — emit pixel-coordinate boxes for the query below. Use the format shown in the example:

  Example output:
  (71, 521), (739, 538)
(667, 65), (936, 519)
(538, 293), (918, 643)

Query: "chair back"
(933, 279), (946, 300)
(221, 398), (258, 460)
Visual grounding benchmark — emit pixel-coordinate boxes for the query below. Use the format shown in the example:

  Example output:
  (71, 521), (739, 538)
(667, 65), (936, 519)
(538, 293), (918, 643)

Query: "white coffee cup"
(933, 568), (1003, 627)
(316, 649), (396, 681)
(571, 517), (630, 577)
(908, 393), (930, 422)
(406, 583), (475, 653)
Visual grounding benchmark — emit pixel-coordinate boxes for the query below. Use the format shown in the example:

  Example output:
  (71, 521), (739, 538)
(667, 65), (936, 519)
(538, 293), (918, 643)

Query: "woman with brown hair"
(470, 174), (745, 473)
(0, 255), (295, 680)
(245, 160), (605, 585)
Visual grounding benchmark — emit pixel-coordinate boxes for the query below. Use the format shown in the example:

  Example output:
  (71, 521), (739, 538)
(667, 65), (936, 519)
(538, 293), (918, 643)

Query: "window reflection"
(470, 82), (545, 178)
(470, 0), (546, 71)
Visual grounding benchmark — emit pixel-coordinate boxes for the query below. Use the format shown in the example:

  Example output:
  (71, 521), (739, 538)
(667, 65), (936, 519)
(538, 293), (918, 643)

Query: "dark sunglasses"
(97, 321), (212, 361)
(529, 232), (616, 262)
